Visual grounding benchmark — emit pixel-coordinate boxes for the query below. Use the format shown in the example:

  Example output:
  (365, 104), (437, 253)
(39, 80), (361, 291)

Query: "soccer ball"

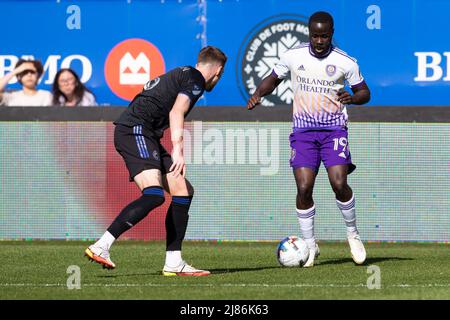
(276, 236), (310, 267)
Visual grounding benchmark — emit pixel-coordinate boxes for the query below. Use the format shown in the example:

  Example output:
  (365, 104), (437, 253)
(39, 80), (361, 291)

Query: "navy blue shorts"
(114, 124), (172, 181)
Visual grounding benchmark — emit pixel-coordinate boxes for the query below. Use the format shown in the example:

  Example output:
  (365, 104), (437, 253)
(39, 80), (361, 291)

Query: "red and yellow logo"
(104, 38), (165, 101)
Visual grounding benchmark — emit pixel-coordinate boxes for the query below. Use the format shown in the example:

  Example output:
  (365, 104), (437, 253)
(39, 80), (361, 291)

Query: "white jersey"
(272, 43), (365, 130)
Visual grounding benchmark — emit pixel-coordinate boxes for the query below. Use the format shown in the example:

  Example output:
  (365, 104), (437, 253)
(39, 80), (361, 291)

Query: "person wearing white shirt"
(0, 59), (52, 106)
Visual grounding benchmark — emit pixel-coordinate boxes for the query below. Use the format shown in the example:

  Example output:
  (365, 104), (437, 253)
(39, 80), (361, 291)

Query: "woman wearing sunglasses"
(0, 59), (52, 106)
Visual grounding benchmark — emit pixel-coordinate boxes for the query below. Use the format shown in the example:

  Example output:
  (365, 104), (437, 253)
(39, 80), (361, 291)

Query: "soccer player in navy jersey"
(85, 46), (227, 276)
(248, 12), (371, 267)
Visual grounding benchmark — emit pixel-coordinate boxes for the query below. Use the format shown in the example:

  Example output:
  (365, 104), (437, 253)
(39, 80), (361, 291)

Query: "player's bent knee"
(331, 180), (348, 194)
(172, 182), (194, 197)
(134, 169), (163, 190)
(297, 184), (313, 197)
(149, 194), (166, 207)
(165, 174), (194, 196)
(142, 186), (166, 206)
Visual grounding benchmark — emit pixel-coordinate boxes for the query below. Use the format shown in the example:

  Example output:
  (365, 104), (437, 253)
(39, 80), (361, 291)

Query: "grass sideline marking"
(1, 283), (449, 288)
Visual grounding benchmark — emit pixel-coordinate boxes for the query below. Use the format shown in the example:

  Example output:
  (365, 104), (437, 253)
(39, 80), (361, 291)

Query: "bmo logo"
(414, 52), (450, 81)
(104, 38), (165, 101)
(120, 53), (150, 85)
(0, 54), (92, 84)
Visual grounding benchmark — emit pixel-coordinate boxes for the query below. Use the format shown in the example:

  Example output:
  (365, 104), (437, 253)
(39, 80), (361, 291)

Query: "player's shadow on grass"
(94, 266), (280, 278)
(318, 256), (413, 266)
(208, 266), (280, 274)
(95, 273), (160, 278)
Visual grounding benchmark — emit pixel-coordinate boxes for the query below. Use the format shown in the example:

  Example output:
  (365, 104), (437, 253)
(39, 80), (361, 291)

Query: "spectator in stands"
(0, 59), (52, 106)
(52, 68), (97, 106)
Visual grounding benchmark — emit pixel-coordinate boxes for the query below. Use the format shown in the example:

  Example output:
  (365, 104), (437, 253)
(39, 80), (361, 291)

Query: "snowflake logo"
(238, 17), (309, 106)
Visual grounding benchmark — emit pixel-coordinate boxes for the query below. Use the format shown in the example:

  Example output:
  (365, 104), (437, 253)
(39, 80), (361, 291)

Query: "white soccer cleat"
(347, 232), (366, 265)
(84, 245), (116, 269)
(303, 244), (320, 268)
(162, 261), (210, 276)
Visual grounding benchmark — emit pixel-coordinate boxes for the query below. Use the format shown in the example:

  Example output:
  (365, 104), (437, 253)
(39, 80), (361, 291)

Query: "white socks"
(165, 250), (183, 267)
(336, 194), (358, 234)
(94, 231), (116, 250)
(297, 195), (357, 248)
(296, 206), (316, 250)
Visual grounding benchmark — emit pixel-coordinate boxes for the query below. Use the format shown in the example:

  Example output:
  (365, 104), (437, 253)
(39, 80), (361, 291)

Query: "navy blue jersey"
(114, 66), (205, 137)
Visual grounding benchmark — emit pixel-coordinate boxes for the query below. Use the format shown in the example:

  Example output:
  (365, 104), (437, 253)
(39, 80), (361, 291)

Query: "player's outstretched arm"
(337, 82), (371, 105)
(247, 74), (283, 110)
(169, 94), (191, 178)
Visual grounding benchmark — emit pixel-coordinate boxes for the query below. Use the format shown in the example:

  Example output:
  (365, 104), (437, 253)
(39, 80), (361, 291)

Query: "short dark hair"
(308, 11), (334, 29)
(197, 46), (227, 66)
(15, 59), (44, 84)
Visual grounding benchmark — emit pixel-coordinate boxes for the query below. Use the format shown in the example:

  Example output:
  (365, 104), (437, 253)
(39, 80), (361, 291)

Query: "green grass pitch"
(0, 241), (448, 300)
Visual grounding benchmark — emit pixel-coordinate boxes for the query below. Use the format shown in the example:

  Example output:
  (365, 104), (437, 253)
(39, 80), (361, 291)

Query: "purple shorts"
(289, 129), (356, 174)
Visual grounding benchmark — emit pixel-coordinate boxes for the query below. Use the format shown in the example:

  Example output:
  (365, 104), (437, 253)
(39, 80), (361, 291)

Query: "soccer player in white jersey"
(247, 11), (371, 267)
